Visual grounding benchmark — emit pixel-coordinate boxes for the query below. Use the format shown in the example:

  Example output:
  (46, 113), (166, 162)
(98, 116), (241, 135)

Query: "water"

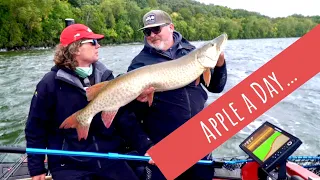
(0, 38), (319, 162)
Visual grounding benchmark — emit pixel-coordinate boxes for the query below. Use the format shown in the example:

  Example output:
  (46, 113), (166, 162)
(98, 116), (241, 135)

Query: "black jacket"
(127, 31), (227, 144)
(25, 61), (153, 176)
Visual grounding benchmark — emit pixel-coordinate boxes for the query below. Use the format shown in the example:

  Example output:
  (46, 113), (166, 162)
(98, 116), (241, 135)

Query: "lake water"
(0, 37), (319, 162)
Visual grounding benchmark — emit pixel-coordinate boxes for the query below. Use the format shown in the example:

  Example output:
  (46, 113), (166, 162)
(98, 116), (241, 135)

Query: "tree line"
(0, 0), (319, 50)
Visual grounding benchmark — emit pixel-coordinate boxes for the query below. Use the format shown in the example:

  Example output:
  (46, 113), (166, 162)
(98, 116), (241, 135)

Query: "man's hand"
(145, 152), (155, 165)
(216, 51), (225, 67)
(32, 174), (46, 180)
(137, 87), (155, 102)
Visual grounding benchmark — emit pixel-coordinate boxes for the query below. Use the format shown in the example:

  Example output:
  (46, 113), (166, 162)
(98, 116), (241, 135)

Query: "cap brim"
(138, 23), (167, 30)
(86, 34), (104, 40)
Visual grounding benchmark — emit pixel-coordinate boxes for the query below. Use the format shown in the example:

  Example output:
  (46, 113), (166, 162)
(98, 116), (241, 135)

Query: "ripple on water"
(0, 118), (25, 143)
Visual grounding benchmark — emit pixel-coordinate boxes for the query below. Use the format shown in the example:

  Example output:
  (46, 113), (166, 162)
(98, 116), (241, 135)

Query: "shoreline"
(0, 42), (144, 53)
(0, 36), (301, 53)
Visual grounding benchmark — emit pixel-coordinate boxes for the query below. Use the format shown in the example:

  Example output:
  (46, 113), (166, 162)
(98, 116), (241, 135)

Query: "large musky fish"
(59, 33), (228, 141)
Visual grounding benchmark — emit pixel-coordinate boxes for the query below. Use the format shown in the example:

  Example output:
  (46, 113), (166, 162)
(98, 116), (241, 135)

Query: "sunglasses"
(81, 39), (98, 46)
(143, 24), (169, 37)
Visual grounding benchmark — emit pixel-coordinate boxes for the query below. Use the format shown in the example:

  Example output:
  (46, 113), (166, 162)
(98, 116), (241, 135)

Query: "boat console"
(239, 121), (303, 180)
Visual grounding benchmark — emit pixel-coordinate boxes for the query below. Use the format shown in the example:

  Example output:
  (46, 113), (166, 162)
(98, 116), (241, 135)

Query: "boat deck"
(0, 162), (242, 180)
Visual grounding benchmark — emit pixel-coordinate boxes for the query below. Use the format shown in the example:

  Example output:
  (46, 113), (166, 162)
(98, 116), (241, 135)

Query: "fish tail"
(59, 110), (89, 141)
(59, 110), (80, 129)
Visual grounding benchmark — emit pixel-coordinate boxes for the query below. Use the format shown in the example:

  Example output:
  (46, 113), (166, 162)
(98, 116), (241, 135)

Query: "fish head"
(196, 33), (228, 68)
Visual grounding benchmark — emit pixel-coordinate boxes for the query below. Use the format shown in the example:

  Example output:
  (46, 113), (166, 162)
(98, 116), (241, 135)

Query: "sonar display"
(243, 125), (290, 162)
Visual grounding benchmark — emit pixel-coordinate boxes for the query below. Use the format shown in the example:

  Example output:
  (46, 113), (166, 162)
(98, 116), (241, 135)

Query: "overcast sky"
(196, 0), (320, 18)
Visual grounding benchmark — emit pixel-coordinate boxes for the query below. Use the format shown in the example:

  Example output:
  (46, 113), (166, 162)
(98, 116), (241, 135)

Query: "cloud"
(196, 0), (320, 18)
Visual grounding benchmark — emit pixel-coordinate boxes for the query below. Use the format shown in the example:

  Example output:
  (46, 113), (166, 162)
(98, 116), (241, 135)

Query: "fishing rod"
(1, 146), (320, 167)
(0, 146), (218, 166)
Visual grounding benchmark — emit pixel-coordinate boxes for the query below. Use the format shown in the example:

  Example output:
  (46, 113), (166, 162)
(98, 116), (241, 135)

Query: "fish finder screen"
(242, 123), (290, 162)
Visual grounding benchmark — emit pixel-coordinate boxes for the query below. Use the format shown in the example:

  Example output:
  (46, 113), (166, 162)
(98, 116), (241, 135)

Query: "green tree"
(0, 0), (318, 50)
(218, 18), (242, 39)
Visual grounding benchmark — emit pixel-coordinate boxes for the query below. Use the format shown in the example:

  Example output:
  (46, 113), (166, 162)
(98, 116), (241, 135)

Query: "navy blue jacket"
(127, 31), (227, 144)
(25, 61), (153, 177)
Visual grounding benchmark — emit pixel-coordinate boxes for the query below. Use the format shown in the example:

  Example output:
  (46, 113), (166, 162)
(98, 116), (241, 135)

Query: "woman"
(25, 24), (154, 180)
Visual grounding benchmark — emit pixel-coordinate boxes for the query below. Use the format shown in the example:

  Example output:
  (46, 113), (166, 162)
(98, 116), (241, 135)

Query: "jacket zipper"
(60, 138), (66, 166)
(92, 136), (102, 168)
(184, 88), (192, 118)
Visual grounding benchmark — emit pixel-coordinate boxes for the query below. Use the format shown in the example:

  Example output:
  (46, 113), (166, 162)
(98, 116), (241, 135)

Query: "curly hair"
(53, 39), (86, 70)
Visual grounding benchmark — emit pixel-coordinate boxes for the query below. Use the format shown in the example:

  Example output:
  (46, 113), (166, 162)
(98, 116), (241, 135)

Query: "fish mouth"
(214, 33), (228, 50)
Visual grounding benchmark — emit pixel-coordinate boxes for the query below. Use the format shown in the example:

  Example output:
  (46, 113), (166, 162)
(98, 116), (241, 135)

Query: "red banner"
(147, 25), (320, 180)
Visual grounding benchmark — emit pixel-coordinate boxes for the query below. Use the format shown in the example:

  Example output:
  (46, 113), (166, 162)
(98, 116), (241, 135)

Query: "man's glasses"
(143, 24), (169, 37)
(81, 39), (98, 46)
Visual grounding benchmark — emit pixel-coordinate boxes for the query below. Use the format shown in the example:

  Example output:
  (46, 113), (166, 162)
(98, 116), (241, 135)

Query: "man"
(127, 10), (228, 180)
(25, 24), (154, 180)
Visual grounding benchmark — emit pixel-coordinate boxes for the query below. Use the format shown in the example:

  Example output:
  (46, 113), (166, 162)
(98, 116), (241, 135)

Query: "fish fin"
(59, 110), (90, 141)
(195, 77), (201, 86)
(76, 126), (90, 141)
(147, 91), (155, 107)
(86, 81), (109, 101)
(203, 68), (211, 87)
(101, 110), (118, 128)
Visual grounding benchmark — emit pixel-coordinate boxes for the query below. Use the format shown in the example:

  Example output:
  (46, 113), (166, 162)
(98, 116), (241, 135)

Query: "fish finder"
(239, 121), (302, 179)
